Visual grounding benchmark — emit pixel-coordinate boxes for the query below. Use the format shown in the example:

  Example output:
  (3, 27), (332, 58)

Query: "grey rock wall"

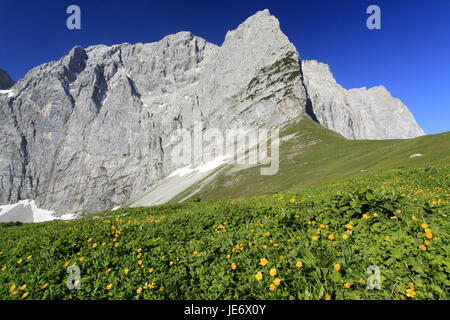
(301, 60), (424, 139)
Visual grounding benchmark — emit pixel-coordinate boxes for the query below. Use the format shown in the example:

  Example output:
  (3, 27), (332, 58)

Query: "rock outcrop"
(0, 68), (14, 89)
(0, 9), (424, 216)
(301, 60), (424, 139)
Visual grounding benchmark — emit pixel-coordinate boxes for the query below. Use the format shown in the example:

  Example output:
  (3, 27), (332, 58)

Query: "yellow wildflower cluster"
(406, 283), (416, 298)
(214, 224), (227, 233)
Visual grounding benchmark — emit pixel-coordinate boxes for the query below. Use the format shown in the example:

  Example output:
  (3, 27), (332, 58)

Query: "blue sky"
(1, 0), (449, 134)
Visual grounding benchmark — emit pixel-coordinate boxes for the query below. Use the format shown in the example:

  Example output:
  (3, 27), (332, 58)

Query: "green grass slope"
(0, 164), (448, 300)
(193, 118), (450, 201)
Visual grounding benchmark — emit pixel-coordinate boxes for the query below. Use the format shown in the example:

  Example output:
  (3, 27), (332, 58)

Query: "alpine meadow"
(0, 5), (449, 302)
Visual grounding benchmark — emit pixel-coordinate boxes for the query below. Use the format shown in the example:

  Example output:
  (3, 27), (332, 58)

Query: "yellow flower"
(21, 292), (29, 299)
(328, 234), (334, 241)
(92, 243), (97, 249)
(373, 213), (378, 217)
(255, 272), (263, 281)
(101, 242), (106, 246)
(79, 257), (84, 262)
(106, 284), (112, 291)
(419, 245), (426, 251)
(259, 258), (268, 267)
(124, 268), (129, 275)
(64, 262), (69, 268)
(424, 240), (430, 246)
(334, 264), (341, 271)
(136, 287), (142, 294)
(269, 284), (276, 291)
(114, 242), (119, 247)
(137, 248), (142, 253)
(11, 291), (18, 296)
(105, 268), (111, 274)
(412, 216), (418, 221)
(385, 236), (391, 242)
(269, 268), (277, 277)
(87, 238), (92, 243)
(273, 278), (281, 286)
(406, 288), (416, 298)
(290, 197), (296, 203)
(325, 294), (331, 300)
(19, 284), (26, 291)
(296, 261), (303, 268)
(262, 245), (268, 250)
(312, 236), (318, 241)
(421, 224), (428, 229)
(344, 282), (351, 289)
(265, 232), (271, 236)
(148, 268), (154, 273)
(10, 284), (15, 291)
(425, 232), (433, 239)
(145, 283), (155, 290)
(41, 283), (48, 290)
(17, 259), (23, 264)
(27, 255), (32, 260)
(346, 230), (352, 235)
(396, 209), (402, 214)
(169, 261), (174, 266)
(1, 266), (6, 271)
(231, 263), (237, 270)
(363, 214), (370, 219)
(138, 260), (143, 266)
(342, 234), (349, 240)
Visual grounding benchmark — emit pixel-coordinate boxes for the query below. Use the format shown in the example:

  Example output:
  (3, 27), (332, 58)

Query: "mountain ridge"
(0, 9), (425, 217)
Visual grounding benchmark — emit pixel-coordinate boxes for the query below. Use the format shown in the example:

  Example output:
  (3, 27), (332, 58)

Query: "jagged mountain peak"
(224, 9), (284, 45)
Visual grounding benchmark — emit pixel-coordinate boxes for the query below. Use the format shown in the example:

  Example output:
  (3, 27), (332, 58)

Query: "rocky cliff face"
(0, 9), (424, 216)
(0, 69), (14, 89)
(301, 60), (424, 139)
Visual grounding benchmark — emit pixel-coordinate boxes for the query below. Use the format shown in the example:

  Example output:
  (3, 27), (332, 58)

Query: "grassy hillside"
(191, 118), (450, 201)
(0, 164), (448, 300)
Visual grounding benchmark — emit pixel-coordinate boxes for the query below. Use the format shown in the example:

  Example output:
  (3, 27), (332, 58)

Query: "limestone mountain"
(301, 60), (424, 139)
(0, 9), (424, 217)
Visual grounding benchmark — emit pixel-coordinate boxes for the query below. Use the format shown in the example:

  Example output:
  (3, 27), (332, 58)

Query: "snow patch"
(129, 155), (232, 208)
(168, 155), (231, 178)
(409, 153), (423, 158)
(0, 90), (14, 98)
(168, 166), (197, 178)
(101, 90), (108, 105)
(0, 200), (74, 223)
